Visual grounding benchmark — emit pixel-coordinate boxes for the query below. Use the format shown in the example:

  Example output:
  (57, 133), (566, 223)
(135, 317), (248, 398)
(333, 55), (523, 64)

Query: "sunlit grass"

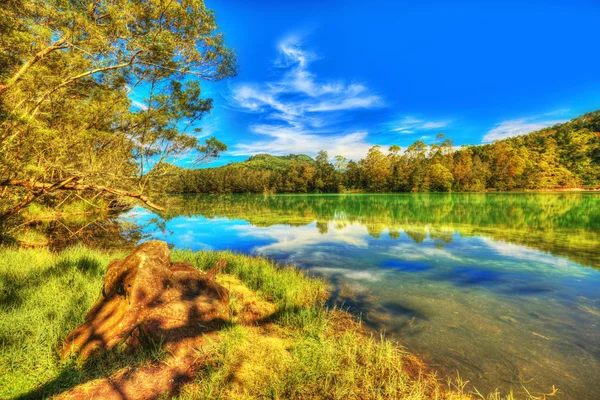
(0, 246), (123, 397)
(11, 229), (49, 247)
(0, 246), (552, 399)
(172, 249), (327, 311)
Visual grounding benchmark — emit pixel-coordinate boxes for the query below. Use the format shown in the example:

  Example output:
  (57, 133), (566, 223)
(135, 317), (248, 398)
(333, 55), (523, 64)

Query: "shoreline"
(159, 188), (600, 196)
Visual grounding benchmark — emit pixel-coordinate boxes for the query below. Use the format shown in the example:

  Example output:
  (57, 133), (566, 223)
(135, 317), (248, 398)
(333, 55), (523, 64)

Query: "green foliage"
(154, 110), (600, 194)
(0, 0), (236, 218)
(363, 145), (391, 192)
(428, 163), (454, 192)
(227, 153), (315, 171)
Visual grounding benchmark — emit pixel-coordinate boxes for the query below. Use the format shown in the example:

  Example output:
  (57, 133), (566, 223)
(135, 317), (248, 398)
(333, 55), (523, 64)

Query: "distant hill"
(220, 154), (315, 171)
(150, 153), (314, 177)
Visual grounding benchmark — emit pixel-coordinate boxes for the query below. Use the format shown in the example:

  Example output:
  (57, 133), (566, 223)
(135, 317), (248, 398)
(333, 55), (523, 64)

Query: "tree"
(0, 0), (236, 221)
(427, 163), (454, 192)
(312, 150), (337, 193)
(131, 110), (600, 195)
(488, 142), (527, 190)
(470, 155), (491, 191)
(387, 145), (406, 192)
(344, 160), (362, 190)
(285, 161), (315, 193)
(363, 146), (391, 192)
(333, 155), (348, 172)
(405, 140), (428, 191)
(453, 147), (474, 191)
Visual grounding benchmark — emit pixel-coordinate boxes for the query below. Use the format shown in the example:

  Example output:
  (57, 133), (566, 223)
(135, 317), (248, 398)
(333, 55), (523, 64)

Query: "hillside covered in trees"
(153, 110), (600, 194)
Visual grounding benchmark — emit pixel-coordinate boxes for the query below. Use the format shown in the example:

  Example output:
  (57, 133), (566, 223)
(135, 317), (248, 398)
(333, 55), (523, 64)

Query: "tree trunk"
(0, 176), (80, 222)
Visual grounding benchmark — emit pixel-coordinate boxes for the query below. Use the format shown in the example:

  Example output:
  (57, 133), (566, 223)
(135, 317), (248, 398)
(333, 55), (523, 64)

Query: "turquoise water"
(123, 193), (600, 399)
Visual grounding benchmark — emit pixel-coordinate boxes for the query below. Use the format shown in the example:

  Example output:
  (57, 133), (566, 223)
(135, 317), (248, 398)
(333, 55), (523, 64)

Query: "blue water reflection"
(122, 193), (600, 399)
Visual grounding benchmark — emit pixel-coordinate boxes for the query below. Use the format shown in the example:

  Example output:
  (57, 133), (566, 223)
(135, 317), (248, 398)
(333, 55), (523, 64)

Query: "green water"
(125, 193), (600, 399)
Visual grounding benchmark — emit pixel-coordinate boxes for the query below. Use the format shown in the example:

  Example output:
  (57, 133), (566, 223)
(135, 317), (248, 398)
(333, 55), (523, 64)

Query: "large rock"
(62, 240), (229, 359)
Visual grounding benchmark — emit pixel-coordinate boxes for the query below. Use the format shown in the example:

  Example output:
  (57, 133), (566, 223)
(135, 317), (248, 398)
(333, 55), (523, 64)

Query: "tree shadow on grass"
(0, 254), (105, 310)
(16, 271), (232, 399)
(10, 252), (323, 400)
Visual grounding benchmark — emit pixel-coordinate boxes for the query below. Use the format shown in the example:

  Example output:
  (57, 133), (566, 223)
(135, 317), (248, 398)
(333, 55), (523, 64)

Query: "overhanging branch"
(0, 178), (164, 222)
(0, 175), (80, 222)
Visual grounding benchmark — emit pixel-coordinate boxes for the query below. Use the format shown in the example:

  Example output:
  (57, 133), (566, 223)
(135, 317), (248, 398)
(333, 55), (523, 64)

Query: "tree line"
(153, 111), (600, 194)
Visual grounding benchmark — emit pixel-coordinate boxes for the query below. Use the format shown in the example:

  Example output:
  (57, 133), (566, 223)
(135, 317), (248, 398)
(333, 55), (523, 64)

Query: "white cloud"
(131, 100), (148, 110)
(479, 237), (586, 274)
(307, 95), (382, 112)
(482, 116), (566, 143)
(233, 221), (370, 254)
(391, 116), (450, 134)
(233, 129), (373, 160)
(311, 267), (384, 282)
(229, 35), (383, 159)
(421, 121), (448, 129)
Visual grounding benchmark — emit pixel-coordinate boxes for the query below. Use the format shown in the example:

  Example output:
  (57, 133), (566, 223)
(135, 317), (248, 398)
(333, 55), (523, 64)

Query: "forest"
(152, 111), (600, 194)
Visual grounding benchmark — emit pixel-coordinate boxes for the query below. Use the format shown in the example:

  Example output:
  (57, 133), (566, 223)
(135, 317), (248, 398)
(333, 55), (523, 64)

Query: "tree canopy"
(0, 0), (236, 221)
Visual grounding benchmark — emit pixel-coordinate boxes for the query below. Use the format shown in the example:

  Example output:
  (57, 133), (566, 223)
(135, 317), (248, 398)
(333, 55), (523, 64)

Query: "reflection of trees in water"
(405, 230), (427, 244)
(160, 193), (600, 268)
(1, 212), (146, 251)
(316, 221), (329, 235)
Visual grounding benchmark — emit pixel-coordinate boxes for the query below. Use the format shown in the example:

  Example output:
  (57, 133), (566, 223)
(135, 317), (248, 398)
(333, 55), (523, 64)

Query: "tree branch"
(0, 175), (80, 222)
(30, 50), (143, 113)
(0, 178), (165, 221)
(0, 37), (67, 94)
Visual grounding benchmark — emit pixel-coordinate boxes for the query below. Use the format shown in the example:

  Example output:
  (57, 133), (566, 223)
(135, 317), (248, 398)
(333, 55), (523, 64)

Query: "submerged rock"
(61, 240), (229, 359)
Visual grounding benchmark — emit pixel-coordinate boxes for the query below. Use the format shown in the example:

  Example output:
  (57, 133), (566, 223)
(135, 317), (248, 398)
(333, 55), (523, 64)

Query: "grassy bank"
(0, 246), (544, 399)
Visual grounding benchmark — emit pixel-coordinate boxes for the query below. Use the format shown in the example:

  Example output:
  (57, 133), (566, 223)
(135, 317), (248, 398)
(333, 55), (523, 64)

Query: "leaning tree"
(0, 0), (236, 222)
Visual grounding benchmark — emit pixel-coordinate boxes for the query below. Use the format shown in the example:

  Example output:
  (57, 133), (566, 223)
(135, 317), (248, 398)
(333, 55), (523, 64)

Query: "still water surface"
(123, 193), (600, 399)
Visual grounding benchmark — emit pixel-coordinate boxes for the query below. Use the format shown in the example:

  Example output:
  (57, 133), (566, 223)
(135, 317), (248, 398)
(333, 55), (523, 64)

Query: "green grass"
(21, 199), (109, 221)
(0, 246), (327, 399)
(0, 246), (548, 399)
(171, 250), (327, 311)
(11, 229), (49, 247)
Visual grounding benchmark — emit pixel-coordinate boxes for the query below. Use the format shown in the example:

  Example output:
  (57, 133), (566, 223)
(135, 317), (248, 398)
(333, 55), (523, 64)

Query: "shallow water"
(123, 193), (600, 399)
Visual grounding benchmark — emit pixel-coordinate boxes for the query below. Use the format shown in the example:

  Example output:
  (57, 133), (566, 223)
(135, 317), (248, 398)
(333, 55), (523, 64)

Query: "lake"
(122, 193), (600, 399)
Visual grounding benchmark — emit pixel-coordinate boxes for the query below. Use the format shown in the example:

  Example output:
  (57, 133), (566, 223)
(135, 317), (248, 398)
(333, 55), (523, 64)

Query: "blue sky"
(171, 0), (600, 165)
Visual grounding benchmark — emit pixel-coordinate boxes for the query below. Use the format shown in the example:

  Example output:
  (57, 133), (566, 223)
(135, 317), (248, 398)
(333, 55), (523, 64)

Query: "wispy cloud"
(234, 129), (372, 160)
(390, 116), (451, 134)
(229, 35), (383, 159)
(482, 112), (568, 143)
(131, 100), (148, 111)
